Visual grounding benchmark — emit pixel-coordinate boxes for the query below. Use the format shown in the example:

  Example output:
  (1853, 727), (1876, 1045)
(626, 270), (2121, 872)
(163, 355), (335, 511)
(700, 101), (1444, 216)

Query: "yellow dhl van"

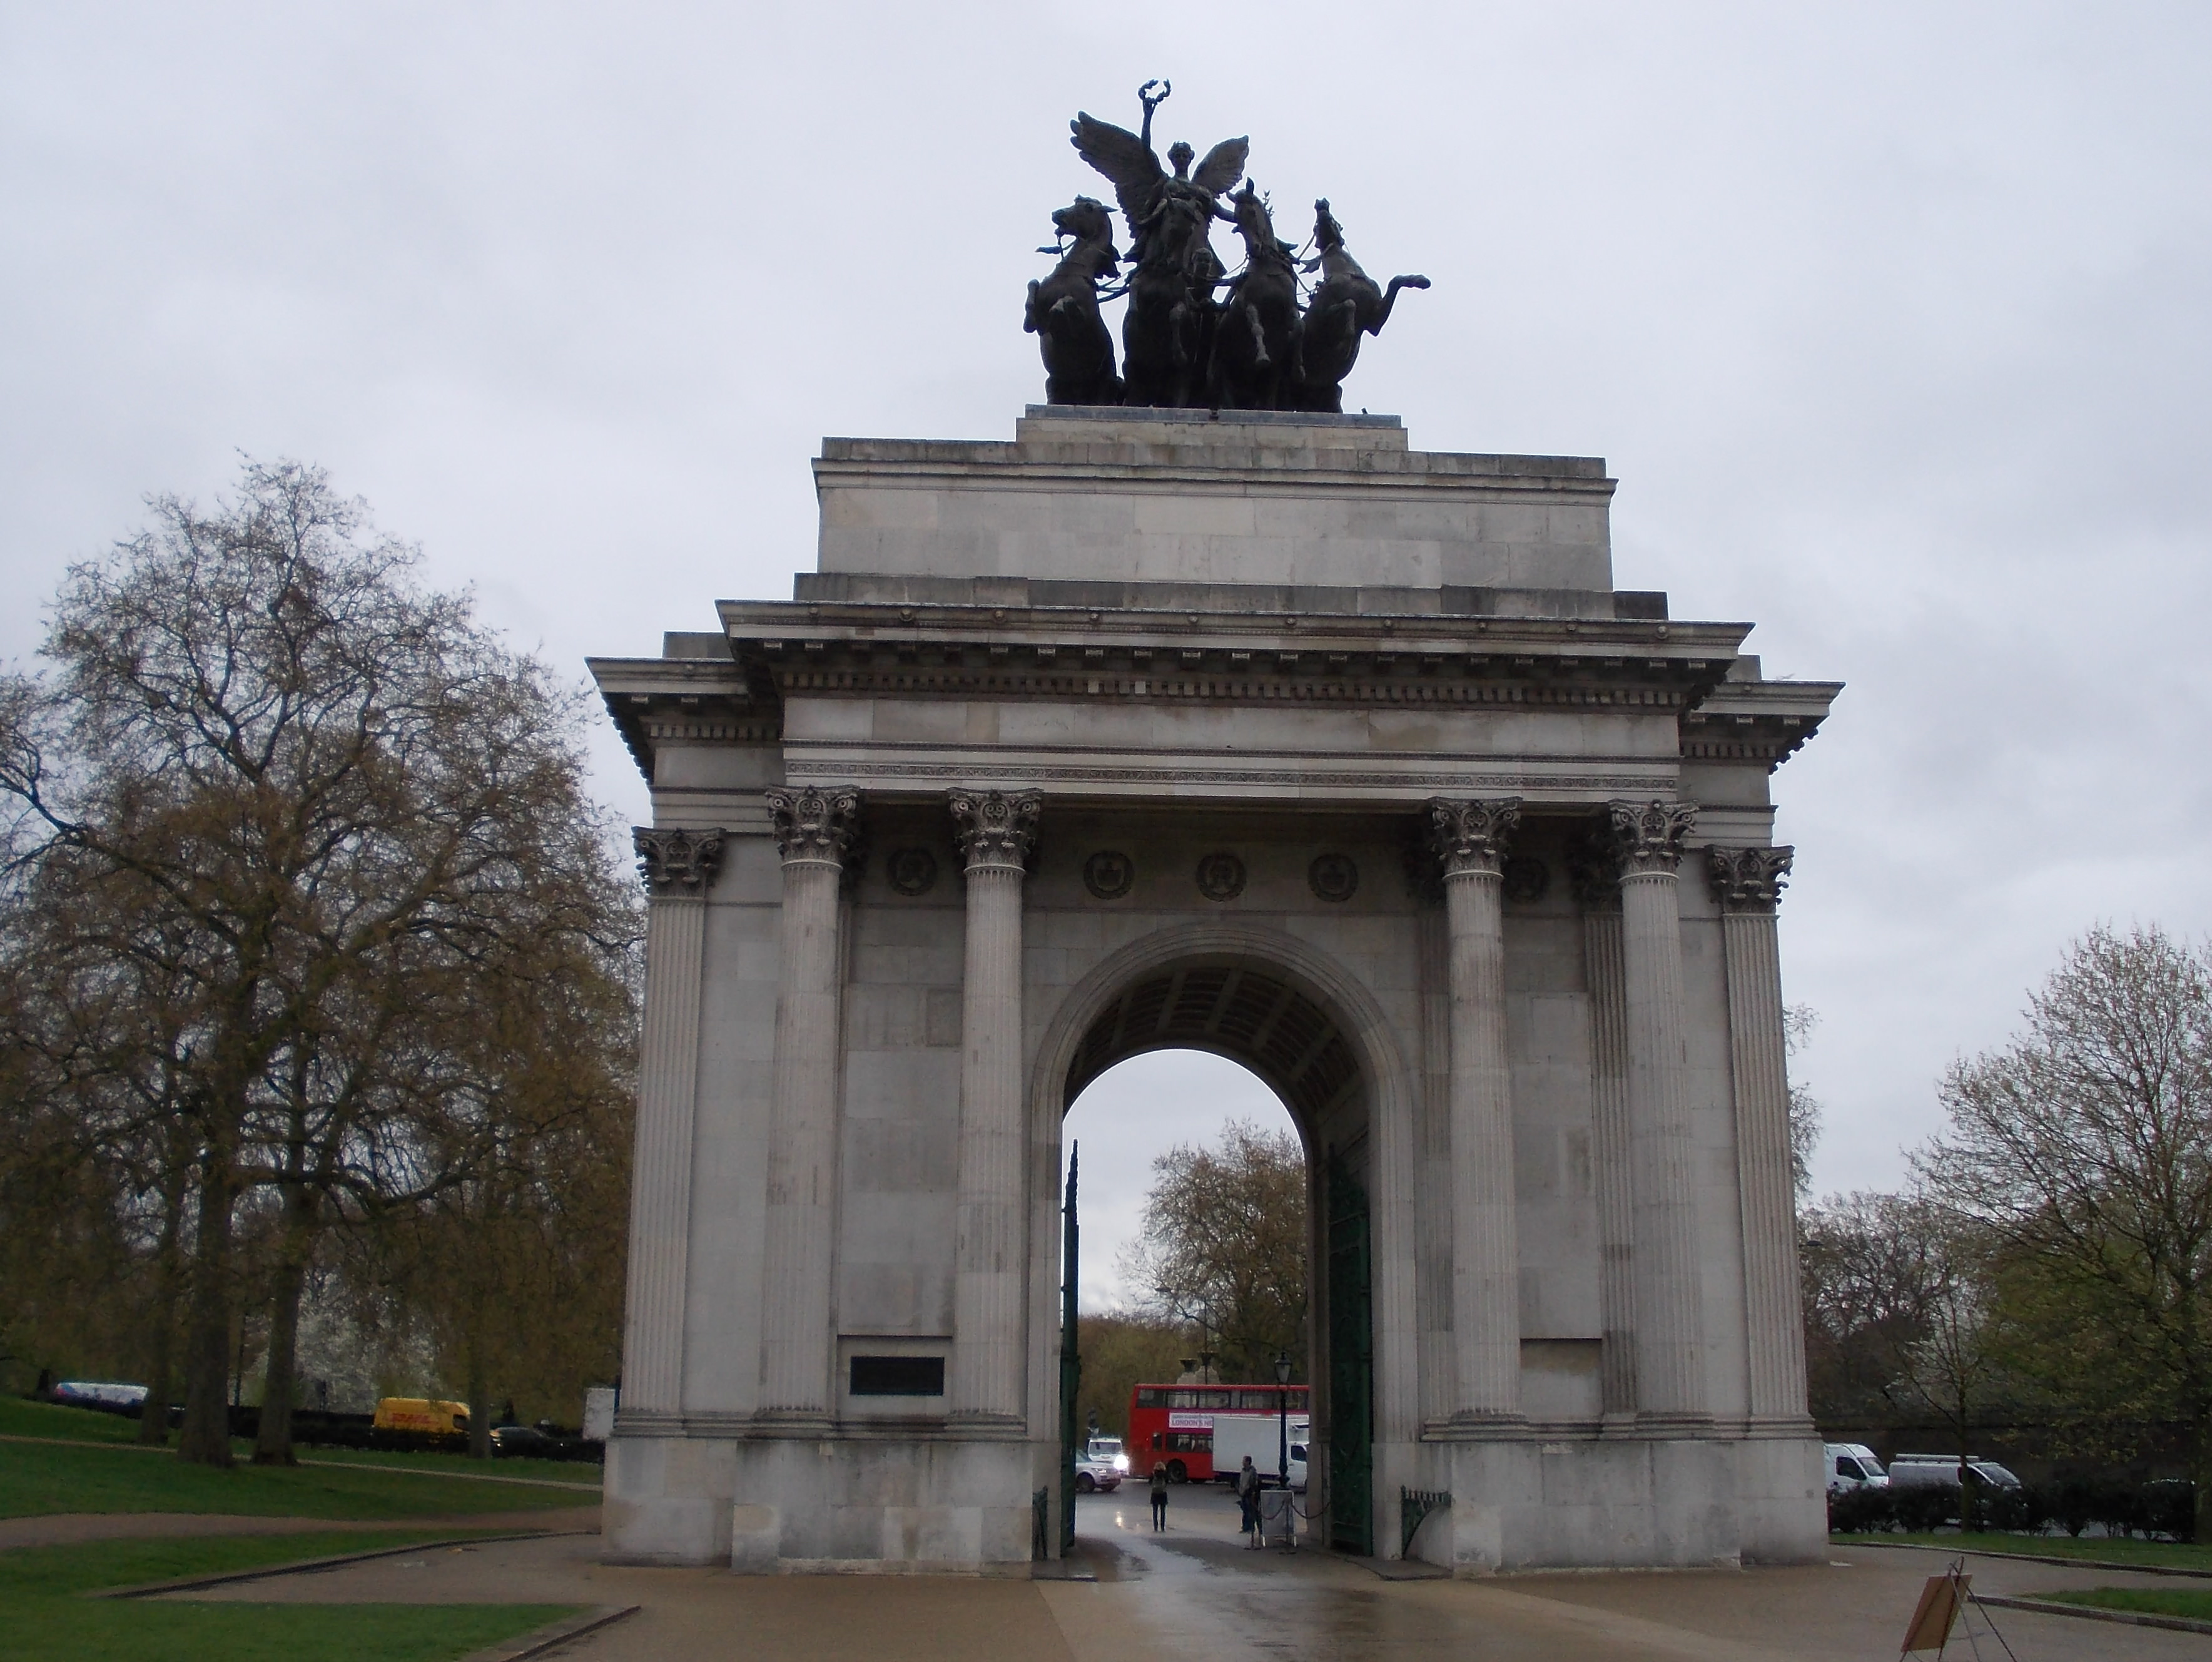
(373, 1397), (470, 1435)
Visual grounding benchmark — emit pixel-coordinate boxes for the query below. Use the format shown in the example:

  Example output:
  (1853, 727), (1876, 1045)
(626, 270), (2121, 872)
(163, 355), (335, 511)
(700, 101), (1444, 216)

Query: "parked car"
(1889, 1454), (2021, 1490)
(489, 1424), (557, 1458)
(1824, 1443), (1889, 1495)
(1072, 1454), (1122, 1494)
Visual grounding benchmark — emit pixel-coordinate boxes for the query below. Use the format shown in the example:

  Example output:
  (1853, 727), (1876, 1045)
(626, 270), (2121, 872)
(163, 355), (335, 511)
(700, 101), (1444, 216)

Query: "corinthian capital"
(766, 786), (860, 867)
(1606, 799), (1698, 877)
(1426, 797), (1522, 880)
(633, 826), (726, 894)
(1707, 845), (1794, 913)
(949, 789), (1042, 872)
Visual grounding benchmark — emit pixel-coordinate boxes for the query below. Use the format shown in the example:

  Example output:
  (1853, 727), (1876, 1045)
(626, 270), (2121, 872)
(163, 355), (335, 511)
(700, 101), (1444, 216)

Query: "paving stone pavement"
(162, 1487), (2212, 1659)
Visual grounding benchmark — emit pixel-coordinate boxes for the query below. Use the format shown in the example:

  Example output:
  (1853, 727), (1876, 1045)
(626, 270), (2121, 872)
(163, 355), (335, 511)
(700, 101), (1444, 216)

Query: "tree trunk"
(135, 1155), (190, 1447)
(2193, 1409), (2212, 1547)
(176, 1157), (237, 1467)
(466, 1300), (492, 1461)
(252, 1181), (316, 1466)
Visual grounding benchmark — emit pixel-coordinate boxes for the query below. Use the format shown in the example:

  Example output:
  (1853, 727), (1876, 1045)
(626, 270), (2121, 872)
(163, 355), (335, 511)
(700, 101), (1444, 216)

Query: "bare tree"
(1917, 924), (2212, 1535)
(1122, 1118), (1307, 1383)
(0, 459), (638, 1464)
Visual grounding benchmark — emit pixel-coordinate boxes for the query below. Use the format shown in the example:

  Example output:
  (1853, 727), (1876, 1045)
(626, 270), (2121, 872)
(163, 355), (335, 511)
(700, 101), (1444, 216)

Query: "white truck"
(1209, 1411), (1309, 1489)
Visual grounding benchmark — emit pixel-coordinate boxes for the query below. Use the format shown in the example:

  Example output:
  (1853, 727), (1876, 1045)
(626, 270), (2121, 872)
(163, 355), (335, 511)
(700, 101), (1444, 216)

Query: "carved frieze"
(633, 826), (726, 894)
(1426, 797), (1523, 880)
(1606, 799), (1698, 877)
(948, 789), (1042, 871)
(1707, 845), (1795, 914)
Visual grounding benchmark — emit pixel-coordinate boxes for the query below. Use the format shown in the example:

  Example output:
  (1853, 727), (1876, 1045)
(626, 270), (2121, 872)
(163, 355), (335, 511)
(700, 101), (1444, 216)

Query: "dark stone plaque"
(1083, 850), (1135, 899)
(1195, 851), (1247, 901)
(1309, 853), (1359, 902)
(886, 847), (938, 897)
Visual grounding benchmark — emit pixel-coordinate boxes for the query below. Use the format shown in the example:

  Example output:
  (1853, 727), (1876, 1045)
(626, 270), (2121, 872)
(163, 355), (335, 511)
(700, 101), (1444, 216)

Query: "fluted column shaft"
(1711, 847), (1809, 1421)
(759, 789), (859, 1424)
(621, 827), (724, 1416)
(1580, 905), (1639, 1417)
(1610, 800), (1708, 1424)
(1428, 798), (1523, 1423)
(949, 790), (1041, 1426)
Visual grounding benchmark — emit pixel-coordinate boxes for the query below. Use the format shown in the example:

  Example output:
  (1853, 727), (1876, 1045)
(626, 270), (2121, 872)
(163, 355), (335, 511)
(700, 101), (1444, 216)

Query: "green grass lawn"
(1, 1397), (597, 1519)
(2040, 1586), (2212, 1621)
(0, 1531), (576, 1662)
(1837, 1531), (2212, 1573)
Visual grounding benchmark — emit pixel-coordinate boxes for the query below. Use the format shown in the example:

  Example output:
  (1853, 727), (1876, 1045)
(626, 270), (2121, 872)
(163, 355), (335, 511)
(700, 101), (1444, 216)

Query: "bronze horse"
(1295, 199), (1429, 412)
(1209, 185), (1301, 410)
(1025, 198), (1124, 407)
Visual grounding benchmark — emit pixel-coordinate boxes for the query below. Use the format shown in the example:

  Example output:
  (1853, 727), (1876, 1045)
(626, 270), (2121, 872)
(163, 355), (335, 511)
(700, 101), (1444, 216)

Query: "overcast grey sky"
(6, 3), (2208, 1300)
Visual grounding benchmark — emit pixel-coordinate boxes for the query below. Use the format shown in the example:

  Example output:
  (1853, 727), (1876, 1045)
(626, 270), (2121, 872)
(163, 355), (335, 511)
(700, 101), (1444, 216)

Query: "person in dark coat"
(1149, 1462), (1170, 1531)
(1237, 1455), (1262, 1547)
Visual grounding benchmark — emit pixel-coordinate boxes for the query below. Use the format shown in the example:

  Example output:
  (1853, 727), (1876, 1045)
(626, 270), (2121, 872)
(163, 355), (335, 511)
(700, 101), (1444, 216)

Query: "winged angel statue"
(1029, 81), (1426, 412)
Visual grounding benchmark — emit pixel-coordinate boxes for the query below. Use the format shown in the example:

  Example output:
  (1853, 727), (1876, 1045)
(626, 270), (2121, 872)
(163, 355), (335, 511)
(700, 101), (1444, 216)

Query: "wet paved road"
(171, 1485), (2212, 1659)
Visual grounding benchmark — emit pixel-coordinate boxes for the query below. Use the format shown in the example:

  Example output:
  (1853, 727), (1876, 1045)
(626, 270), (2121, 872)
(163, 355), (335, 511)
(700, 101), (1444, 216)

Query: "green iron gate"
(1327, 1150), (1373, 1554)
(1059, 1144), (1080, 1555)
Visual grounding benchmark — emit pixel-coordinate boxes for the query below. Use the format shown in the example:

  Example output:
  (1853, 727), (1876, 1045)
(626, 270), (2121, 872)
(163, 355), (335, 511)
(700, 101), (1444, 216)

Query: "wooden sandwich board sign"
(1900, 1571), (1967, 1655)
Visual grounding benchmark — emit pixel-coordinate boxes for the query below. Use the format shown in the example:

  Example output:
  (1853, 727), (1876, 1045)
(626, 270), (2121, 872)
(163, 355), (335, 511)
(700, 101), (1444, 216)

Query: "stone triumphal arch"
(590, 406), (1840, 1573)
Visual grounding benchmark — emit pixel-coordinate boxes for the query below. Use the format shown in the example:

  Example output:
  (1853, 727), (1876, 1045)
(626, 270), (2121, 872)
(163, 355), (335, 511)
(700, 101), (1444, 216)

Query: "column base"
(750, 1409), (836, 1439)
(942, 1410), (1028, 1439)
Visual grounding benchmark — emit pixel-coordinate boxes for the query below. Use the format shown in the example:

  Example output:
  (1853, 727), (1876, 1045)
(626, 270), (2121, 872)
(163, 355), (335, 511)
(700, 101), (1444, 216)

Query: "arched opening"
(1031, 938), (1392, 1557)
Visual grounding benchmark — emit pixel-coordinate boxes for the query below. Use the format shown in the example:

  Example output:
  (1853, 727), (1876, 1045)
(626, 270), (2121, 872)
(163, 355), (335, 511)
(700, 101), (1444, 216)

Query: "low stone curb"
(1841, 1537), (2212, 1581)
(455, 1604), (640, 1661)
(95, 1529), (592, 1598)
(1976, 1593), (2212, 1637)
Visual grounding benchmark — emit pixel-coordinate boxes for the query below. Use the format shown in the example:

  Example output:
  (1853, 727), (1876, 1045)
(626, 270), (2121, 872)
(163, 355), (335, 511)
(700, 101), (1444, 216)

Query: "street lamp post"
(1273, 1349), (1293, 1492)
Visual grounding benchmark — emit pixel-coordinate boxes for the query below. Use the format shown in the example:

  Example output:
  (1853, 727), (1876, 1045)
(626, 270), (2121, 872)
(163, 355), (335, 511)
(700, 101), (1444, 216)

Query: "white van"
(1825, 1442), (1889, 1494)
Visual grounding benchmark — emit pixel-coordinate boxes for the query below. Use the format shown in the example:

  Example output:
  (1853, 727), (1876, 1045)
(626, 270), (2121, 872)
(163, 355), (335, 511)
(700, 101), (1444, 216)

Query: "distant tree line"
(1799, 925), (2212, 1538)
(0, 460), (640, 1466)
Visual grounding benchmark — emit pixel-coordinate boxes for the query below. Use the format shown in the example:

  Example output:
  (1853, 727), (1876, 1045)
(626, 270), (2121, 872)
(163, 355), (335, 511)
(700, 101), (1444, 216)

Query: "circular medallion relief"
(1308, 853), (1359, 902)
(1195, 852), (1247, 902)
(886, 847), (938, 897)
(1082, 850), (1135, 900)
(1502, 856), (1550, 905)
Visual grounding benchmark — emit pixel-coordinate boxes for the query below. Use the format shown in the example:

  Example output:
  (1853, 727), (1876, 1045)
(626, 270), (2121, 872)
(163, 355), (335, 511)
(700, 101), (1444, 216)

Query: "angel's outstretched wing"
(1192, 137), (1249, 198)
(1071, 112), (1164, 228)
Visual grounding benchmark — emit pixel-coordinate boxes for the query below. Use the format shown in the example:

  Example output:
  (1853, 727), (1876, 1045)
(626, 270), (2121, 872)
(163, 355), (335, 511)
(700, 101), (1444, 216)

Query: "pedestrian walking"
(1237, 1455), (1262, 1547)
(1149, 1463), (1169, 1531)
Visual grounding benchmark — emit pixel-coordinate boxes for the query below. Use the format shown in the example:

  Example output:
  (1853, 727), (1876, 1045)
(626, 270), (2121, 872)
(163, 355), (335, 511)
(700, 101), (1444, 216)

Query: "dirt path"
(0, 1505), (597, 1551)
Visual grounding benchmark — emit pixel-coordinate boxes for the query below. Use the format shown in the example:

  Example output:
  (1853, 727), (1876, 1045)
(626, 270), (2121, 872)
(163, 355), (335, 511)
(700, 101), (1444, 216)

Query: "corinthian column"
(1708, 845), (1810, 1423)
(948, 788), (1042, 1428)
(1568, 841), (1637, 1420)
(757, 787), (860, 1427)
(1608, 799), (1708, 1425)
(622, 827), (725, 1417)
(1426, 797), (1524, 1424)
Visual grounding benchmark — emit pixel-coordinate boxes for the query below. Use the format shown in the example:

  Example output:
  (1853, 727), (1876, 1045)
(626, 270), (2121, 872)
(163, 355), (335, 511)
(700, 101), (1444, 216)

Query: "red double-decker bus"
(1127, 1381), (1311, 1483)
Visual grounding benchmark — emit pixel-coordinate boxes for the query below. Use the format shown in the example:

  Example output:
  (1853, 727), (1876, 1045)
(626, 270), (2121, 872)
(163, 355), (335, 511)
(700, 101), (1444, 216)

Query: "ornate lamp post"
(1274, 1349), (1294, 1491)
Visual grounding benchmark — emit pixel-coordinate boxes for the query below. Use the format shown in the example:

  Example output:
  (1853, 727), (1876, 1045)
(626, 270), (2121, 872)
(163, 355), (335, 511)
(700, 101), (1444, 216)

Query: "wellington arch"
(589, 405), (1841, 1573)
